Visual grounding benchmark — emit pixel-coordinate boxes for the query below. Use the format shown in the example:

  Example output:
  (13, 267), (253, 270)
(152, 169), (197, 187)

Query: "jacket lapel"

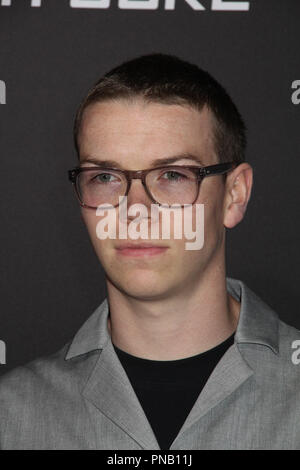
(66, 299), (159, 449)
(82, 338), (160, 450)
(170, 277), (279, 448)
(170, 343), (253, 448)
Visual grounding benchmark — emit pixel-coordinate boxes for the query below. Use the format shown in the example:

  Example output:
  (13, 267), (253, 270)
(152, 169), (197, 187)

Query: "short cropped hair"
(73, 53), (246, 165)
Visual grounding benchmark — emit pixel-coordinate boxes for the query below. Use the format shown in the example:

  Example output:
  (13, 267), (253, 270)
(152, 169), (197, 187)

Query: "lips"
(116, 242), (168, 250)
(115, 242), (169, 257)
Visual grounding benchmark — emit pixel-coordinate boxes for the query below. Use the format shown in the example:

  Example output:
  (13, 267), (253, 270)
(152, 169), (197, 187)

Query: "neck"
(106, 258), (240, 361)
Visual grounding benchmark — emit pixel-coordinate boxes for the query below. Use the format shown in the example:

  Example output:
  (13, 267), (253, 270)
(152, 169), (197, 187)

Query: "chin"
(107, 270), (175, 300)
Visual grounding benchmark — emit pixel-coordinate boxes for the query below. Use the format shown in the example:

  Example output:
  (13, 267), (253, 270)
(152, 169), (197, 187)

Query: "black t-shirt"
(113, 332), (235, 450)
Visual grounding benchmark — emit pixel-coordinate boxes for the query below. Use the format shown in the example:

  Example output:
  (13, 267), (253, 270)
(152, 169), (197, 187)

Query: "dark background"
(0, 0), (299, 375)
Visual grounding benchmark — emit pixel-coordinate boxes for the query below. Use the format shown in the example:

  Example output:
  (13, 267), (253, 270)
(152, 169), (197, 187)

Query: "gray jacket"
(0, 277), (300, 449)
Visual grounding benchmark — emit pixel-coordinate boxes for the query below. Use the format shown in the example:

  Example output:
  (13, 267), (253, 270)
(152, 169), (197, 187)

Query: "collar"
(65, 277), (279, 360)
(226, 277), (279, 354)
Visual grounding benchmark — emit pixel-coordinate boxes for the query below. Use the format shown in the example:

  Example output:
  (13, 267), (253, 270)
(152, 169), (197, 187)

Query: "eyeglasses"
(68, 162), (237, 209)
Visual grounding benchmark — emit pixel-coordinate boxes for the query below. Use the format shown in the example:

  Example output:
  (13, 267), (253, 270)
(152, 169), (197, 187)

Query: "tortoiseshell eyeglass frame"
(68, 161), (238, 209)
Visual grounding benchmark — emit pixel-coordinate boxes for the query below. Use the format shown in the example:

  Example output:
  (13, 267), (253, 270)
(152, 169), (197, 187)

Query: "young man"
(0, 53), (299, 450)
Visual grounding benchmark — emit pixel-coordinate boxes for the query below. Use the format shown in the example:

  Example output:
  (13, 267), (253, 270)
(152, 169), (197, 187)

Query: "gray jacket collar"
(65, 277), (279, 360)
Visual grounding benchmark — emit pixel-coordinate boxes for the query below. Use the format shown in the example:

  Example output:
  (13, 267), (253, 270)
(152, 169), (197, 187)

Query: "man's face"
(77, 99), (227, 300)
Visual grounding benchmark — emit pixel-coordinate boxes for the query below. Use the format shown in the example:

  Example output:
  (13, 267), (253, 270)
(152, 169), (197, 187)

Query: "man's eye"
(91, 173), (118, 183)
(161, 171), (187, 181)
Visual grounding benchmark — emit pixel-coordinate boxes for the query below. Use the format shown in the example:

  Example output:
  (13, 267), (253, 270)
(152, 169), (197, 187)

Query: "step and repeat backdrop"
(0, 0), (299, 373)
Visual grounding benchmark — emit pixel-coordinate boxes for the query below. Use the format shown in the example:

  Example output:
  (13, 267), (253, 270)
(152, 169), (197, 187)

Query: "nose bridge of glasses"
(127, 169), (145, 180)
(126, 169), (148, 190)
(125, 170), (156, 206)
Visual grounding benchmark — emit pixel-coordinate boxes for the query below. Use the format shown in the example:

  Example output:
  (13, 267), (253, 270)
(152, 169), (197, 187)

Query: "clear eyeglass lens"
(146, 167), (199, 205)
(77, 169), (127, 207)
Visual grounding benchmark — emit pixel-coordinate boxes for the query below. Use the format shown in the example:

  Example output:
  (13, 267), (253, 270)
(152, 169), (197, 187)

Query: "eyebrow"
(79, 153), (206, 168)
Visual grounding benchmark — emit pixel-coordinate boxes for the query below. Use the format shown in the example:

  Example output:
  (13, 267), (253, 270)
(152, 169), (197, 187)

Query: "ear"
(223, 163), (253, 229)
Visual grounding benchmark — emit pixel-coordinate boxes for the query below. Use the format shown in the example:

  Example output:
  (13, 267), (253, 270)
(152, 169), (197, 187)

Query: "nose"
(126, 178), (153, 210)
(118, 176), (161, 234)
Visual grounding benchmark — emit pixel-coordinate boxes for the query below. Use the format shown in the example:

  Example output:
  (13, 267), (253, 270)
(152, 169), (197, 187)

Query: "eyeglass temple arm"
(68, 169), (78, 183)
(201, 162), (237, 177)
